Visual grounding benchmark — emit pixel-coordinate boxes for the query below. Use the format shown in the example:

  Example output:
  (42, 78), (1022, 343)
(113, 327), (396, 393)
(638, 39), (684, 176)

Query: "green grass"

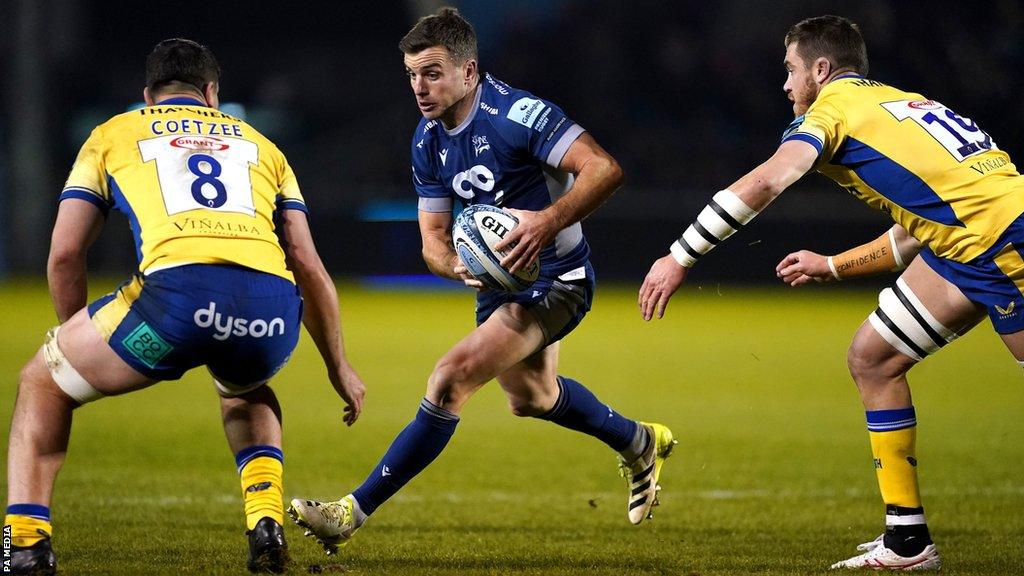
(1, 279), (1021, 575)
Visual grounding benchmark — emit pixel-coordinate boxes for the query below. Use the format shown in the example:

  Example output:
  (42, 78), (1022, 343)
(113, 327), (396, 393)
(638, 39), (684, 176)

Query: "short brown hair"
(784, 15), (868, 76)
(146, 38), (220, 94)
(399, 6), (477, 63)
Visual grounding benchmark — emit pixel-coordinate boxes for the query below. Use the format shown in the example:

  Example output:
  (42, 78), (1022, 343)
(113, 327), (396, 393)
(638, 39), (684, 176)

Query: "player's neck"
(822, 68), (860, 86)
(440, 81), (480, 130)
(152, 91), (208, 106)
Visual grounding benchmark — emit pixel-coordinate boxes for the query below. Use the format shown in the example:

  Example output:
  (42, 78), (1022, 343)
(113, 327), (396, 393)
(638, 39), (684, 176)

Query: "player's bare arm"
(47, 200), (105, 322)
(777, 224), (922, 286)
(639, 139), (818, 320)
(419, 209), (485, 290)
(280, 209), (365, 425)
(497, 133), (624, 273)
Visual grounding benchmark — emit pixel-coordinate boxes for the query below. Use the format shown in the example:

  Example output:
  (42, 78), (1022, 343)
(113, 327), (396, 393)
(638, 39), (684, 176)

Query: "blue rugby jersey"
(412, 73), (590, 278)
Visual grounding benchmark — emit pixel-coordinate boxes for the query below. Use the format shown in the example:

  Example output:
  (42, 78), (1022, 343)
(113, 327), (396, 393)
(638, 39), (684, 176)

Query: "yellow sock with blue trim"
(236, 445), (284, 531)
(866, 407), (931, 556)
(5, 504), (52, 547)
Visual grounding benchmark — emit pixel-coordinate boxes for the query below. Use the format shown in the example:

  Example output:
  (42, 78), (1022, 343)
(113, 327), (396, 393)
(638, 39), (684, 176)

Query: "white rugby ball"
(452, 205), (540, 292)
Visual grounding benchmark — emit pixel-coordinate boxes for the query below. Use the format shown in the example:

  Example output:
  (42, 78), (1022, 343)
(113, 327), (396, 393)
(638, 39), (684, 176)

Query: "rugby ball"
(452, 205), (540, 292)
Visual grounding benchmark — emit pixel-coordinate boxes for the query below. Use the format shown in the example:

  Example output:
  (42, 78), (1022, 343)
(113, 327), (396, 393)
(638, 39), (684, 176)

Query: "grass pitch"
(1, 279), (1021, 575)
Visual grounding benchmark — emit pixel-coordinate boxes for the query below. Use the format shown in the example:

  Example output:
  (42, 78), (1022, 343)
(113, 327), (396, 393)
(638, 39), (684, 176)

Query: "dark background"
(3, 0), (1021, 283)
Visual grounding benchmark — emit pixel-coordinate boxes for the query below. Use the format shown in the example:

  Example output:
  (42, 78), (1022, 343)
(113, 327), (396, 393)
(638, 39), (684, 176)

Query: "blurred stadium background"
(2, 1), (1023, 574)
(3, 0), (1024, 282)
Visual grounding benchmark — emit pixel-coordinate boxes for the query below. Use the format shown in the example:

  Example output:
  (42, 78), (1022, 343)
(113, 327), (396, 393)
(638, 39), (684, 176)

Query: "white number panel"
(139, 135), (259, 216)
(881, 100), (995, 162)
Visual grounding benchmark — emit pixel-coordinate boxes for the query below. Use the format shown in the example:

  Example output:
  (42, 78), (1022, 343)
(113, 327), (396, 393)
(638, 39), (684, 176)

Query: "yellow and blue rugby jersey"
(782, 76), (1024, 263)
(61, 97), (307, 281)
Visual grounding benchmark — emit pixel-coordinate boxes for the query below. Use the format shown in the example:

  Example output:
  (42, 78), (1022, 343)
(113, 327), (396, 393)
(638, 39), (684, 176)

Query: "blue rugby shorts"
(921, 213), (1024, 334)
(475, 262), (595, 345)
(88, 264), (302, 385)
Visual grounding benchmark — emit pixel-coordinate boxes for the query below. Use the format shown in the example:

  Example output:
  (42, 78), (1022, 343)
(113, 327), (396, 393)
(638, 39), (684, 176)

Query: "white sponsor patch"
(506, 97), (547, 129)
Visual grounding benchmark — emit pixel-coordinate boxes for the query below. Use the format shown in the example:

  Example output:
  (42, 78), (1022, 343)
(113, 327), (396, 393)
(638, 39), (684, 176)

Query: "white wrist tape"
(669, 189), (759, 267)
(888, 228), (906, 270)
(827, 256), (841, 281)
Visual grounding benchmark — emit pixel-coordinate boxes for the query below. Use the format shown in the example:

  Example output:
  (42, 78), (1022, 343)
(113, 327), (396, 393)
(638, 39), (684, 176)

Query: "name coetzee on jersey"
(148, 117), (244, 137)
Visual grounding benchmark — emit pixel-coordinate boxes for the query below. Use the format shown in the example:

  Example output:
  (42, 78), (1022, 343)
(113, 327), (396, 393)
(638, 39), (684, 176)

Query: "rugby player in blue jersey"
(4, 39), (366, 574)
(289, 7), (676, 553)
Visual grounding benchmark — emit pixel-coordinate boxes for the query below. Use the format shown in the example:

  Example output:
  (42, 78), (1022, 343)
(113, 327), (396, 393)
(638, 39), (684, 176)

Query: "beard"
(793, 75), (820, 116)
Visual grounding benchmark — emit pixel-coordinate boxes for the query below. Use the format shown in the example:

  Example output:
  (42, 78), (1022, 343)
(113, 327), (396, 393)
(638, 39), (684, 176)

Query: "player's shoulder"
(412, 117), (442, 162)
(237, 118), (282, 153)
(91, 109), (143, 137)
(814, 76), (917, 109)
(479, 73), (560, 137)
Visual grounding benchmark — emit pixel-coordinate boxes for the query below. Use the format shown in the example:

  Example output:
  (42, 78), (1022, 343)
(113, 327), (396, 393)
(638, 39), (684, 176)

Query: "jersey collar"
(154, 96), (207, 107)
(832, 73), (863, 81)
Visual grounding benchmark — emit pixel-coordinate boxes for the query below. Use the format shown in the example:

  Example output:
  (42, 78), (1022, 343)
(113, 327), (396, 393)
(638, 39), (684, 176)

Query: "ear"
(813, 57), (832, 83)
(463, 58), (478, 85)
(204, 82), (220, 108)
(143, 87), (155, 106)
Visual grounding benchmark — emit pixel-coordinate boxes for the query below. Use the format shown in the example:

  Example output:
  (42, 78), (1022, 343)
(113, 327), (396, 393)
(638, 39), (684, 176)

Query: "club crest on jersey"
(472, 135), (491, 156)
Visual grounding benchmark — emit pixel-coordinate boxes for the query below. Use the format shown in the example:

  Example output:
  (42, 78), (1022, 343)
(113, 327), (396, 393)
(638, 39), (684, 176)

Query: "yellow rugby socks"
(5, 504), (52, 548)
(866, 407), (931, 557)
(235, 445), (284, 530)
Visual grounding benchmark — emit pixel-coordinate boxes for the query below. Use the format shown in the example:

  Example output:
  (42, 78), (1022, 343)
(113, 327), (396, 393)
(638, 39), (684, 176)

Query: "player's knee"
(846, 338), (913, 386)
(427, 358), (477, 407)
(18, 357), (78, 407)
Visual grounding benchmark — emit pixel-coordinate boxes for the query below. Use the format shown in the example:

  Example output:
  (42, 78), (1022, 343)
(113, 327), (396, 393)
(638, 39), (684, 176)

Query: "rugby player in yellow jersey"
(640, 15), (1024, 571)
(4, 39), (366, 575)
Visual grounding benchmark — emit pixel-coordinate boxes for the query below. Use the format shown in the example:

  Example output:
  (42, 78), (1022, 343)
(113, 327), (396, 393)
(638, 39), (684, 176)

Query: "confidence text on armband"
(835, 246), (889, 275)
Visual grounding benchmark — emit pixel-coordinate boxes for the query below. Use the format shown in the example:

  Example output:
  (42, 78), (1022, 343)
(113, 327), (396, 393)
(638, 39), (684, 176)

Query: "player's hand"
(639, 254), (689, 321)
(453, 264), (487, 291)
(495, 208), (557, 274)
(776, 250), (834, 286)
(329, 362), (366, 426)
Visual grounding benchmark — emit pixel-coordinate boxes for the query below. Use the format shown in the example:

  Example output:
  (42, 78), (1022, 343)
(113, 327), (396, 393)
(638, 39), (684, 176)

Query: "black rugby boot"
(246, 516), (290, 573)
(10, 534), (57, 576)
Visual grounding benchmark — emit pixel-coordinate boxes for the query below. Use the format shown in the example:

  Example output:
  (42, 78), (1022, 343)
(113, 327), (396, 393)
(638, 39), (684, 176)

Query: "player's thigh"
(432, 302), (547, 388)
(856, 255), (985, 367)
(56, 307), (154, 395)
(495, 341), (560, 406)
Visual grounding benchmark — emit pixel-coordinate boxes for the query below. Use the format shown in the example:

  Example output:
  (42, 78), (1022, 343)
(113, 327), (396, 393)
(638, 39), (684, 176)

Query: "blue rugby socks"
(351, 399), (459, 516)
(538, 376), (645, 459)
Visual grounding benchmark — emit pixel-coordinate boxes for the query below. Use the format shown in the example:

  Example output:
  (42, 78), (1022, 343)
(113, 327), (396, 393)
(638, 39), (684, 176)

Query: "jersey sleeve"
(500, 95), (585, 169)
(60, 127), (112, 214)
(412, 132), (452, 213)
(274, 155), (307, 214)
(780, 91), (847, 163)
